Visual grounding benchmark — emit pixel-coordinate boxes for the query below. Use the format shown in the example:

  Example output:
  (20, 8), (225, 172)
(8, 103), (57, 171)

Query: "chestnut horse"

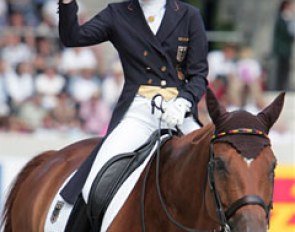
(1, 90), (285, 232)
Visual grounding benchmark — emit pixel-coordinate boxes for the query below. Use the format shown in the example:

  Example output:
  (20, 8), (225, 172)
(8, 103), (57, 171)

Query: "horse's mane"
(1, 150), (56, 232)
(173, 122), (214, 148)
(192, 123), (215, 143)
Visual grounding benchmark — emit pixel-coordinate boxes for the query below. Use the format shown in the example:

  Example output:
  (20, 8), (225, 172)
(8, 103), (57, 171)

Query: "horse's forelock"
(215, 110), (269, 133)
(215, 136), (270, 159)
(213, 111), (271, 159)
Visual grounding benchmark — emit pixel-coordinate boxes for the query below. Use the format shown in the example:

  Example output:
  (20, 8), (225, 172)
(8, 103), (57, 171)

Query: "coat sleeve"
(58, 0), (113, 47)
(178, 8), (208, 111)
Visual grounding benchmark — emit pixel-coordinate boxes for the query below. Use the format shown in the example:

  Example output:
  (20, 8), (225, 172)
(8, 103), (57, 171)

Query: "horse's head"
(206, 89), (285, 232)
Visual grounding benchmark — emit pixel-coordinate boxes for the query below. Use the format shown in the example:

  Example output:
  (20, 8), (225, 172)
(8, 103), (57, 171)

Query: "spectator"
(41, 0), (85, 27)
(0, 0), (7, 27)
(40, 0), (59, 27)
(0, 59), (10, 116)
(50, 91), (81, 132)
(5, 62), (35, 111)
(236, 47), (266, 112)
(6, 0), (38, 26)
(17, 94), (49, 130)
(23, 30), (37, 52)
(36, 37), (58, 57)
(33, 0), (48, 21)
(60, 47), (97, 77)
(1, 31), (34, 68)
(33, 37), (60, 74)
(101, 61), (124, 109)
(272, 0), (295, 90)
(8, 11), (25, 28)
(207, 44), (238, 105)
(79, 90), (111, 136)
(67, 68), (100, 104)
(35, 64), (66, 109)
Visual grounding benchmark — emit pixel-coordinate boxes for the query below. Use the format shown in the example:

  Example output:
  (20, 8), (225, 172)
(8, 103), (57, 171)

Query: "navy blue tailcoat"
(59, 0), (208, 203)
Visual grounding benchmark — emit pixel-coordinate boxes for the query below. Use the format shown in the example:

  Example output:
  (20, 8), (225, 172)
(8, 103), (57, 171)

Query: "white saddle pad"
(44, 173), (75, 232)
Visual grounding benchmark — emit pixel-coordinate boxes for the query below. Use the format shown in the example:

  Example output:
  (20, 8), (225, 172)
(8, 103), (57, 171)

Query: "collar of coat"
(125, 0), (186, 44)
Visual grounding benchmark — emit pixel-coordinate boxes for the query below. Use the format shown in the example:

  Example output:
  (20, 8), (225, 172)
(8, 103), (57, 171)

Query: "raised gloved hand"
(162, 97), (192, 128)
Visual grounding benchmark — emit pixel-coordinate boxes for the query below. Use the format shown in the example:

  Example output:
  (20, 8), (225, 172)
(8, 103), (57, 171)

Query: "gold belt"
(137, 85), (178, 101)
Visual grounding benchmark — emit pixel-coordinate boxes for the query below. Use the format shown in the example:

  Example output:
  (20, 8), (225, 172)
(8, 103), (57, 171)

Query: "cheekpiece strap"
(211, 128), (269, 141)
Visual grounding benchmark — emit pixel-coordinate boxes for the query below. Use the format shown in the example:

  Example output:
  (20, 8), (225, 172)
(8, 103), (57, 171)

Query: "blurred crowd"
(0, 0), (293, 135)
(0, 0), (124, 136)
(201, 0), (295, 125)
(207, 45), (267, 112)
(195, 44), (269, 125)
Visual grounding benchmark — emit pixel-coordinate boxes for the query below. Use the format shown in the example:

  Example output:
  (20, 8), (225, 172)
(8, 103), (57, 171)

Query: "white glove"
(162, 97), (192, 128)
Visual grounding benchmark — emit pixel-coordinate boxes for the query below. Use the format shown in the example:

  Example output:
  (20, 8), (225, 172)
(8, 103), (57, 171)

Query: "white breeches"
(82, 96), (200, 202)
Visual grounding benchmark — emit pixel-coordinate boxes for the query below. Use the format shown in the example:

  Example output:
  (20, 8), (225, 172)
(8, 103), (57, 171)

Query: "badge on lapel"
(177, 37), (189, 62)
(176, 46), (188, 62)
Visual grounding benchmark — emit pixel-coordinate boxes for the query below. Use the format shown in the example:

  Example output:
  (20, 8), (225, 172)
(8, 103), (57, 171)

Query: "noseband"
(208, 128), (274, 231)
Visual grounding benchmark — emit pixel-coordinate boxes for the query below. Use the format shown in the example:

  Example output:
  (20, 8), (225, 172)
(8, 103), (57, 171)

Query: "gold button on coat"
(161, 66), (167, 72)
(160, 80), (167, 86)
(147, 78), (153, 85)
(143, 51), (148, 57)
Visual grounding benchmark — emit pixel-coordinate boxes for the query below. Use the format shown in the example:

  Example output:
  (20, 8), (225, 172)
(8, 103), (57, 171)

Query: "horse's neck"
(160, 124), (219, 227)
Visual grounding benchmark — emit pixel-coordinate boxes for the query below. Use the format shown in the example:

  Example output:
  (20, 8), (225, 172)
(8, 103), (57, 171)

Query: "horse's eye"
(270, 171), (275, 180)
(270, 160), (277, 175)
(214, 157), (227, 172)
(272, 160), (277, 171)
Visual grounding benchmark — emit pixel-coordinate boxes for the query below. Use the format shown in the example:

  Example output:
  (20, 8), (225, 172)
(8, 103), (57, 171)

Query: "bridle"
(208, 128), (274, 231)
(140, 127), (274, 232)
(143, 96), (274, 231)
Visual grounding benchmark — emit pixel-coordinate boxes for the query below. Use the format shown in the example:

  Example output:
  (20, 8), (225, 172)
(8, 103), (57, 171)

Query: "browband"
(211, 128), (269, 141)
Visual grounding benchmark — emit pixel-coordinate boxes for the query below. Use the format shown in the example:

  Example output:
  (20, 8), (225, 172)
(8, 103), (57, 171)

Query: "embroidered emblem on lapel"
(176, 46), (188, 62)
(50, 200), (65, 223)
(178, 37), (189, 42)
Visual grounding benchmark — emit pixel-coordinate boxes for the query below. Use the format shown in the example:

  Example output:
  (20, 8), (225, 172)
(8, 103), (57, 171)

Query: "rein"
(140, 95), (222, 232)
(140, 127), (222, 232)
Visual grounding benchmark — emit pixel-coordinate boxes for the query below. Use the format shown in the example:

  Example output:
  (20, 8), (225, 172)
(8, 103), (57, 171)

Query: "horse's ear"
(206, 88), (227, 124)
(257, 92), (285, 130)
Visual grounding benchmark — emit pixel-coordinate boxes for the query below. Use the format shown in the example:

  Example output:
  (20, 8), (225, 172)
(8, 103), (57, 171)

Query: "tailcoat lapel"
(125, 0), (164, 53)
(125, 0), (186, 55)
(156, 0), (186, 43)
